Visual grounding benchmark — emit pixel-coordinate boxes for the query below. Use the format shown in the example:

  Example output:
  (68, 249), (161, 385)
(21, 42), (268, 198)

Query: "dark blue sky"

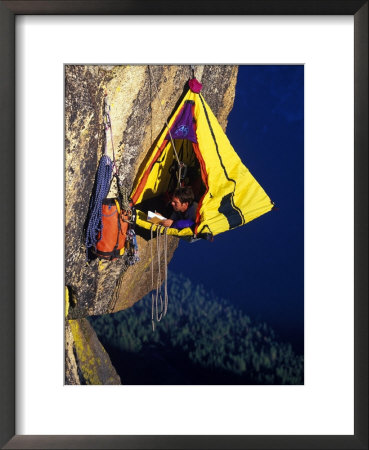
(170, 66), (304, 354)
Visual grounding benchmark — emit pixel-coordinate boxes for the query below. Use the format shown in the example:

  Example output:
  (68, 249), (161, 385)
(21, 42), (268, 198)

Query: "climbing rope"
(150, 224), (169, 331)
(85, 154), (113, 255)
(148, 65), (185, 187)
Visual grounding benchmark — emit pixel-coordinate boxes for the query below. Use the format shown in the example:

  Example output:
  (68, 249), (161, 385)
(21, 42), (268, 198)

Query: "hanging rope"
(104, 94), (117, 174)
(85, 93), (118, 258)
(148, 65), (185, 187)
(190, 65), (195, 79)
(150, 224), (169, 331)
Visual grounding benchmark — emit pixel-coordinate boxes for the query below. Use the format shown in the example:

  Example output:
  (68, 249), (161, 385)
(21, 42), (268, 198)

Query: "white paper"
(147, 210), (167, 223)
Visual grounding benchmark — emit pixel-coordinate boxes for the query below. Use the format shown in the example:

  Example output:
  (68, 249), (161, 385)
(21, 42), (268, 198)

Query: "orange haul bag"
(94, 198), (129, 260)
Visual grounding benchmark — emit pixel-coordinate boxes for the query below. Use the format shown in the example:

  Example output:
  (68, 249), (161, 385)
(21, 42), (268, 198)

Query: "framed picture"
(1, 1), (367, 449)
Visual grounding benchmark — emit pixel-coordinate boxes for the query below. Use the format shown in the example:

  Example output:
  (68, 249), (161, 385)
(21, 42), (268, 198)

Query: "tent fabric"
(130, 81), (274, 238)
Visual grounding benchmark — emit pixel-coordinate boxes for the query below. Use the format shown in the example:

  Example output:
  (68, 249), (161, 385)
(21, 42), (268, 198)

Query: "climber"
(160, 186), (198, 230)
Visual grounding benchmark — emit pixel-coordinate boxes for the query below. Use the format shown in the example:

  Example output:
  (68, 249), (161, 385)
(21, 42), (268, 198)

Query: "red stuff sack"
(94, 198), (129, 260)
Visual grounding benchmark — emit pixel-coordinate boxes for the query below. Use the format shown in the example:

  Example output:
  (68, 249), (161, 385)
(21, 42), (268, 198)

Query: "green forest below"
(89, 272), (304, 385)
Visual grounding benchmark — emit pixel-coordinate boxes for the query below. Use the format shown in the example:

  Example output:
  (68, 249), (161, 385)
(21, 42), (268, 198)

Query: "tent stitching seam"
(198, 93), (245, 225)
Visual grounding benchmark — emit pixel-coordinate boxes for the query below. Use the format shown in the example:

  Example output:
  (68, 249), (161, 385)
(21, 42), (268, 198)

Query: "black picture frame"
(0, 1), (367, 449)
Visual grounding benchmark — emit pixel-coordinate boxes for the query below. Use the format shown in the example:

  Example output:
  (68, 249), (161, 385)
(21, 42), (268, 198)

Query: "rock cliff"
(65, 318), (121, 385)
(65, 64), (238, 384)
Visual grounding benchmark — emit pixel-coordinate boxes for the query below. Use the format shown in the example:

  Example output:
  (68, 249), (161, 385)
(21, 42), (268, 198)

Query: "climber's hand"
(161, 219), (173, 228)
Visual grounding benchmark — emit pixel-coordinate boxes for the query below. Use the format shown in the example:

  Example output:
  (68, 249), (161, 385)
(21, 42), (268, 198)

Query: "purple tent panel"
(165, 101), (197, 143)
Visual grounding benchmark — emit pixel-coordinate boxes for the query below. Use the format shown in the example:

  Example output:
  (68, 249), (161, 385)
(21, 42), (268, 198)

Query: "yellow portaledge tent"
(130, 78), (274, 240)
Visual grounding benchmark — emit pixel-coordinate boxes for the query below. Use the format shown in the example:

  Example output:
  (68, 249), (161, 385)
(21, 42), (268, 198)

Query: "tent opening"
(133, 136), (207, 229)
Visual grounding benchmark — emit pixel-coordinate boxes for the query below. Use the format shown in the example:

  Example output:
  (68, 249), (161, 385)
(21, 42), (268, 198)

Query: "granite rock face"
(65, 65), (238, 320)
(65, 318), (121, 385)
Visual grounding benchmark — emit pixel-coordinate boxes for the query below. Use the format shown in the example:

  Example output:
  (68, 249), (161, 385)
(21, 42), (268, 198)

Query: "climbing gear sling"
(85, 93), (139, 263)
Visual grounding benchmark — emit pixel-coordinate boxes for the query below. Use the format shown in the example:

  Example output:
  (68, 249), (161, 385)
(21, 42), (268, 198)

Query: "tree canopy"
(89, 271), (303, 385)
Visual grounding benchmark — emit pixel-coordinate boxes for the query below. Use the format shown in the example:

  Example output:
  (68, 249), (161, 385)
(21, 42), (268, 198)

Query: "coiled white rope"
(150, 224), (169, 331)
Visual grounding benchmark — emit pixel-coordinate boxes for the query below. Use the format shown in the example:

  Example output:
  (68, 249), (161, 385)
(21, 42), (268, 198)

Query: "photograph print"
(65, 64), (304, 385)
